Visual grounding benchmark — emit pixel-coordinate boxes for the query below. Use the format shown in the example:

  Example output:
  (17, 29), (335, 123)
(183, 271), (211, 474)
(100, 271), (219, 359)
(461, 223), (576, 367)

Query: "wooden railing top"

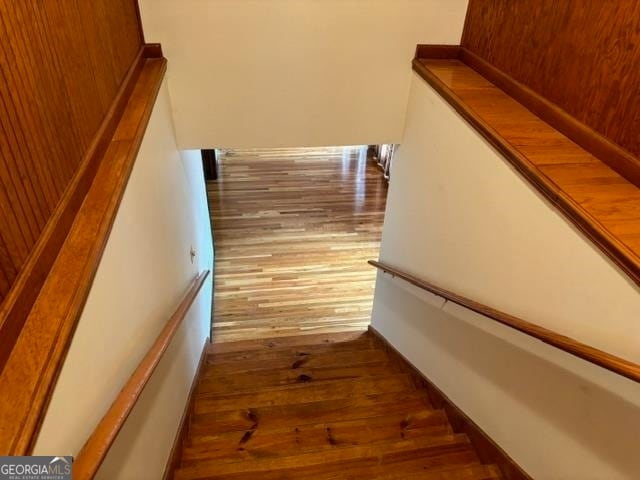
(370, 260), (640, 384)
(0, 49), (167, 456)
(73, 270), (210, 480)
(412, 45), (640, 290)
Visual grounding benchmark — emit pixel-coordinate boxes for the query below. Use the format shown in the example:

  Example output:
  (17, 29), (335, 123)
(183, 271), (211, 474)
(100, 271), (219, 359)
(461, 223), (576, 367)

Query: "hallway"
(208, 147), (388, 343)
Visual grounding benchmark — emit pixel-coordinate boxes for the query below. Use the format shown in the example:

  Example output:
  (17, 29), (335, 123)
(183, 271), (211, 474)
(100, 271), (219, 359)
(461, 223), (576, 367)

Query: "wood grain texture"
(0, 0), (148, 369)
(411, 56), (640, 289)
(368, 326), (531, 480)
(208, 147), (388, 343)
(0, 0), (141, 301)
(370, 260), (640, 384)
(415, 44), (461, 59)
(461, 0), (640, 185)
(0, 48), (145, 371)
(0, 56), (167, 456)
(74, 271), (209, 480)
(171, 331), (503, 480)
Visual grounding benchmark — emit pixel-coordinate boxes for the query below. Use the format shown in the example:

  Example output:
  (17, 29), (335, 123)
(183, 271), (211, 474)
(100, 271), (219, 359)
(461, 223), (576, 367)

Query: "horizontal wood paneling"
(461, 0), (640, 183)
(0, 0), (142, 305)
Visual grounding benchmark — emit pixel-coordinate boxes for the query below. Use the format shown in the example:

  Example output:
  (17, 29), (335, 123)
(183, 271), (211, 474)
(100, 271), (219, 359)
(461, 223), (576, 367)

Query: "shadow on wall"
(443, 309), (640, 477)
(95, 296), (212, 480)
(373, 275), (640, 479)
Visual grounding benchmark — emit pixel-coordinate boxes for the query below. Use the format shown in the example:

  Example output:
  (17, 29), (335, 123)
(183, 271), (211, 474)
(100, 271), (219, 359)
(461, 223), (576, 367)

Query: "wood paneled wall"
(0, 1), (143, 304)
(462, 0), (640, 160)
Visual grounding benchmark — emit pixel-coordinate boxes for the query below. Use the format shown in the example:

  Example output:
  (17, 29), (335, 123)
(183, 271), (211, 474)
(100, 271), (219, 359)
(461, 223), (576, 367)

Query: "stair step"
(198, 363), (400, 395)
(182, 409), (452, 465)
(203, 348), (390, 377)
(174, 433), (474, 480)
(207, 332), (377, 364)
(193, 374), (415, 415)
(175, 331), (506, 480)
(176, 456), (499, 480)
(208, 330), (369, 355)
(189, 391), (433, 437)
(371, 464), (502, 480)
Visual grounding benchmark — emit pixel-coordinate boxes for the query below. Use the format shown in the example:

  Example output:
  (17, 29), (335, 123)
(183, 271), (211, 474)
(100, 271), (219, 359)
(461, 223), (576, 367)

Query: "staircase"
(171, 331), (502, 479)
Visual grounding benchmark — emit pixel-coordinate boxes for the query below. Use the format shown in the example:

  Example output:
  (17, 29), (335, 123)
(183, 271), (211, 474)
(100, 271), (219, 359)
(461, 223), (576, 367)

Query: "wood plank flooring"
(172, 331), (502, 480)
(207, 147), (388, 343)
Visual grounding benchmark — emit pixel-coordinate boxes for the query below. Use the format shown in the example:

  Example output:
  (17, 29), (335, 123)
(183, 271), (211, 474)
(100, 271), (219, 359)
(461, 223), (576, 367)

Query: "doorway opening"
(204, 146), (394, 343)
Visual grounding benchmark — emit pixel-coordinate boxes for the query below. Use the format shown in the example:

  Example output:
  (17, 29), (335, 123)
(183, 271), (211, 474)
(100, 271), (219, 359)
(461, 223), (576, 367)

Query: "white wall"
(33, 80), (214, 480)
(138, 0), (468, 149)
(371, 73), (640, 479)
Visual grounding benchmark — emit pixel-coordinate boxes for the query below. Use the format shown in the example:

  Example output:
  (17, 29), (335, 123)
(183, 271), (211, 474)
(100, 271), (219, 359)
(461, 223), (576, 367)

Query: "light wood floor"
(207, 147), (388, 343)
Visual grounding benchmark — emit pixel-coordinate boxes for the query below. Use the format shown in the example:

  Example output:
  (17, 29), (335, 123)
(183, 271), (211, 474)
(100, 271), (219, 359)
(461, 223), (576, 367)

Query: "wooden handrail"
(370, 260), (640, 383)
(73, 270), (210, 480)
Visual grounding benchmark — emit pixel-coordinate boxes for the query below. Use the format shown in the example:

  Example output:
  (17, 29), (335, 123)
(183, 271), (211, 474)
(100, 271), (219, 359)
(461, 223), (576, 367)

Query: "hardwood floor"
(171, 331), (502, 480)
(207, 147), (388, 343)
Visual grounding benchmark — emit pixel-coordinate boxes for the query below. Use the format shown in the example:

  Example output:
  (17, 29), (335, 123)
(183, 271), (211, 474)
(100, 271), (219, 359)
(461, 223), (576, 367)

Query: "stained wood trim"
(458, 48), (640, 188)
(370, 260), (640, 384)
(0, 54), (168, 455)
(133, 0), (147, 45)
(74, 271), (210, 480)
(162, 337), (210, 480)
(201, 149), (218, 181)
(0, 46), (146, 371)
(411, 47), (640, 289)
(414, 44), (640, 187)
(461, 1), (640, 167)
(368, 325), (532, 480)
(0, 0), (144, 308)
(414, 44), (461, 60)
(143, 43), (164, 59)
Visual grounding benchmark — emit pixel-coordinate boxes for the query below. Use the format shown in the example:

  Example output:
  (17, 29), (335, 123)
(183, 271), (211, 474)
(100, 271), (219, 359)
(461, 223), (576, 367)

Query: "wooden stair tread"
(176, 456), (498, 480)
(173, 331), (503, 479)
(197, 363), (401, 395)
(182, 409), (452, 464)
(208, 330), (370, 355)
(194, 374), (415, 414)
(207, 331), (377, 364)
(189, 391), (434, 437)
(352, 463), (502, 480)
(174, 434), (474, 480)
(202, 348), (391, 377)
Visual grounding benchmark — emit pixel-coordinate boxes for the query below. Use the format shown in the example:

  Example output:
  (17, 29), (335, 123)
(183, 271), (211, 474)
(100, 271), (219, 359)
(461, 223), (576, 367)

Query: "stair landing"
(172, 331), (502, 479)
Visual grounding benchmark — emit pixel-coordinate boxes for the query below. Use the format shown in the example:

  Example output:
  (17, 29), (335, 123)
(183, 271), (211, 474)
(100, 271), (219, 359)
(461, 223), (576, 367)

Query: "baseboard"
(368, 325), (532, 480)
(162, 338), (209, 480)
